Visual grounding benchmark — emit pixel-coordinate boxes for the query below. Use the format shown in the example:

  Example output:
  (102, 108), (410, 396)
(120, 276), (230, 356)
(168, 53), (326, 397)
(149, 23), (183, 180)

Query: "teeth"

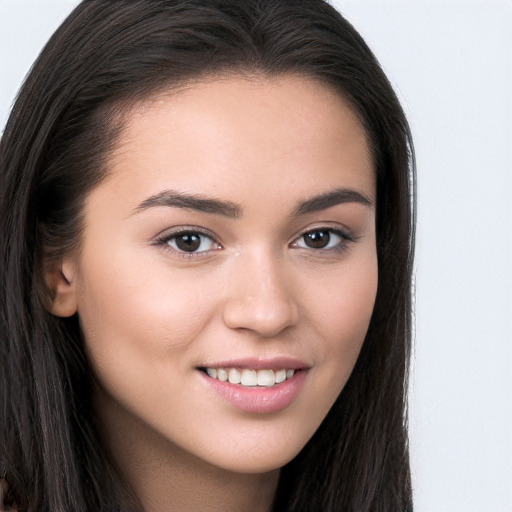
(204, 367), (297, 387)
(257, 369), (275, 387)
(241, 369), (258, 386)
(275, 369), (286, 384)
(228, 368), (241, 384)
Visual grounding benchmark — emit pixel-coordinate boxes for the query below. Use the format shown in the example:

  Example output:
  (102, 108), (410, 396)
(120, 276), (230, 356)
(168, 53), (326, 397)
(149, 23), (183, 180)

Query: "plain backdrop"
(1, 1), (511, 511)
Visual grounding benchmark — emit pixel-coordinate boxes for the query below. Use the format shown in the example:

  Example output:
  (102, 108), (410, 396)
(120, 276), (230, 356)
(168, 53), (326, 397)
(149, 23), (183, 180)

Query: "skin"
(49, 75), (378, 512)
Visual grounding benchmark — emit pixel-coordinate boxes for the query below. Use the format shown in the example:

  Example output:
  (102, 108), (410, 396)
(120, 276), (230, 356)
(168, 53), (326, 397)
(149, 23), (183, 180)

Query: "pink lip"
(199, 356), (309, 371)
(198, 368), (308, 414)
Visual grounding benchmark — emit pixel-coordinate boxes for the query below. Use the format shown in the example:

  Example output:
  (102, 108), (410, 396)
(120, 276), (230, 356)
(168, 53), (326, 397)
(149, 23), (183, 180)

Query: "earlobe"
(45, 260), (78, 317)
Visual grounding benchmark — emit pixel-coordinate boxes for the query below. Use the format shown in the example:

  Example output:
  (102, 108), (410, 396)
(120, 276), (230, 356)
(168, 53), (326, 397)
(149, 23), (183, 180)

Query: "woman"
(0, 1), (415, 510)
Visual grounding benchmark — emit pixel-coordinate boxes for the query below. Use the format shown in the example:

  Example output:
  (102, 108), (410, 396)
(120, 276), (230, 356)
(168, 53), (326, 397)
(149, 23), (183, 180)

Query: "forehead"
(101, 74), (375, 211)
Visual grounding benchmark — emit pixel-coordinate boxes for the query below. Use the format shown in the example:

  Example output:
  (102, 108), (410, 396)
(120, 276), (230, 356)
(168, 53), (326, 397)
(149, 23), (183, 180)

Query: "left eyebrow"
(132, 189), (242, 218)
(293, 188), (374, 216)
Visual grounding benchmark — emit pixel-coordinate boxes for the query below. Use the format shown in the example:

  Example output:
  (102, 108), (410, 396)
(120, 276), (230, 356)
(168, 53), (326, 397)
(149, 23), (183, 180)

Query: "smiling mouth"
(199, 367), (297, 388)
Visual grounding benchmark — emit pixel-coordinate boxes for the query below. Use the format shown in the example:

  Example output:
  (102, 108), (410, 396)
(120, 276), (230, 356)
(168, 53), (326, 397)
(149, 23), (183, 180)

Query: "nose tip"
(222, 265), (300, 337)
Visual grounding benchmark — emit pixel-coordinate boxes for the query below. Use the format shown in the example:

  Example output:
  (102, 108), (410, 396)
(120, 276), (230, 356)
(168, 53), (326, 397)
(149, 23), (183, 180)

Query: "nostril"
(222, 297), (299, 337)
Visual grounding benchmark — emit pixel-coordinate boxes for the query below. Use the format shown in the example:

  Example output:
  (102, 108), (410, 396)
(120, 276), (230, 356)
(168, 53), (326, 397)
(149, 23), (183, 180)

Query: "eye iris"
(175, 233), (201, 252)
(304, 230), (330, 249)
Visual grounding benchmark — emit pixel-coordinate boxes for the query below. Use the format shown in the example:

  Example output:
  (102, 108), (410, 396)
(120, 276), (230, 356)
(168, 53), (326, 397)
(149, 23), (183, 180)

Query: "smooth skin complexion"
(48, 75), (377, 512)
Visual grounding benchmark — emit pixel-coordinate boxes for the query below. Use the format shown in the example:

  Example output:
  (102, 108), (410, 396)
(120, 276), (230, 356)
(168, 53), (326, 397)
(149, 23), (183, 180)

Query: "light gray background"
(1, 1), (511, 511)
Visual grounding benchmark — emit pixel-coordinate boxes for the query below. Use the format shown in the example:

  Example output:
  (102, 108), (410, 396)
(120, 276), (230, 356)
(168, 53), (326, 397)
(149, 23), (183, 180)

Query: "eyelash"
(291, 227), (355, 253)
(154, 227), (221, 259)
(154, 226), (356, 259)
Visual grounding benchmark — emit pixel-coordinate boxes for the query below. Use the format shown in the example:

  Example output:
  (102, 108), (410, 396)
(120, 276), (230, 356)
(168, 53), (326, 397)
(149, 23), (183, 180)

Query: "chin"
(195, 430), (310, 475)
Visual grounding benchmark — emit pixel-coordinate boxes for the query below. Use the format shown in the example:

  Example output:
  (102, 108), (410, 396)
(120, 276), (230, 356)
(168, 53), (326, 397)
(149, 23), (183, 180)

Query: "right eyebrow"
(132, 189), (242, 219)
(293, 187), (374, 216)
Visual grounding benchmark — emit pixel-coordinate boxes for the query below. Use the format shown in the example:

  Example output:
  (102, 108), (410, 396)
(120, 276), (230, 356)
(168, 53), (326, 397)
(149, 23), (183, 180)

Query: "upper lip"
(198, 357), (310, 371)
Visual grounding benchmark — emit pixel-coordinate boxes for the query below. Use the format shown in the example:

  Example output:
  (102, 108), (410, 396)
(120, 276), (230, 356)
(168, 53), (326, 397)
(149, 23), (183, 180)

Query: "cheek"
(75, 248), (215, 375)
(305, 254), (378, 382)
(74, 252), (220, 434)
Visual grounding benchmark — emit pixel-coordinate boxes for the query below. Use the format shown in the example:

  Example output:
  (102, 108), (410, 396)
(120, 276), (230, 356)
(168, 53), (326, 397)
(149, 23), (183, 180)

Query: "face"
(55, 75), (377, 475)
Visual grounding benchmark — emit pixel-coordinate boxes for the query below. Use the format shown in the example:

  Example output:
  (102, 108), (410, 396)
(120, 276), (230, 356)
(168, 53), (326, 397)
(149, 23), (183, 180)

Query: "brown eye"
(174, 233), (202, 252)
(293, 228), (350, 252)
(302, 230), (331, 249)
(160, 231), (218, 254)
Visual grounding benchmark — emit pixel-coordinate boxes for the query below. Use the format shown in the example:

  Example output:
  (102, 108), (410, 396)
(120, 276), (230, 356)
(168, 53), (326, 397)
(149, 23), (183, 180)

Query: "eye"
(293, 228), (352, 251)
(156, 229), (220, 254)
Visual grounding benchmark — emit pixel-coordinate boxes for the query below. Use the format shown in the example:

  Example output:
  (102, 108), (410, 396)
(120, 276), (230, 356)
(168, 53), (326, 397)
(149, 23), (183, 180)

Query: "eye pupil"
(304, 230), (330, 249)
(175, 233), (201, 252)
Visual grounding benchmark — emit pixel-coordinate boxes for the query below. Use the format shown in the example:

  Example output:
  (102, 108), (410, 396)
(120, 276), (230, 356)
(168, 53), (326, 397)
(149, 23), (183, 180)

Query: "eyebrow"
(133, 187), (373, 218)
(133, 190), (242, 218)
(293, 188), (374, 215)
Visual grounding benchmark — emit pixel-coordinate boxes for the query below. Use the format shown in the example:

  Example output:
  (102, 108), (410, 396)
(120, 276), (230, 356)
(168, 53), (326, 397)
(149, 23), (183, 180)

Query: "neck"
(96, 391), (279, 512)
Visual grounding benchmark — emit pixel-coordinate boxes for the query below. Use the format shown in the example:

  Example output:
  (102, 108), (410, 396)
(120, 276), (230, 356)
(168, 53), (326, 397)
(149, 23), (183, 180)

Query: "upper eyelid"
(154, 226), (220, 243)
(291, 228), (353, 248)
(290, 224), (355, 243)
(153, 229), (221, 258)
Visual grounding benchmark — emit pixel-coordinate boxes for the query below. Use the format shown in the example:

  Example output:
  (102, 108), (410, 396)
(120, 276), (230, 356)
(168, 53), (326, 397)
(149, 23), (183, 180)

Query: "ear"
(44, 259), (78, 317)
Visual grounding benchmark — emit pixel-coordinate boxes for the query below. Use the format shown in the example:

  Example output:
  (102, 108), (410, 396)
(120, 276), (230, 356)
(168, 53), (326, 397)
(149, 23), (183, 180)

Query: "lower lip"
(199, 370), (308, 414)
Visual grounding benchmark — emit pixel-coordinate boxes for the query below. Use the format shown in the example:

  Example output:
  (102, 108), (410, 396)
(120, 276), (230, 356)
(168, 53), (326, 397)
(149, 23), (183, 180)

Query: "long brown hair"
(0, 1), (415, 510)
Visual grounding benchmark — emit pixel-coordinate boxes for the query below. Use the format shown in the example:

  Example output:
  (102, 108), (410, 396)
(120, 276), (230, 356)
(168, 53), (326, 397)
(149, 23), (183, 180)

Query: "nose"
(222, 251), (300, 337)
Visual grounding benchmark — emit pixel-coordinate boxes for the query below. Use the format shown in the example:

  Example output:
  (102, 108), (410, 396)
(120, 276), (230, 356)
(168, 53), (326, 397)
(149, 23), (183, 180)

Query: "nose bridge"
(222, 246), (299, 337)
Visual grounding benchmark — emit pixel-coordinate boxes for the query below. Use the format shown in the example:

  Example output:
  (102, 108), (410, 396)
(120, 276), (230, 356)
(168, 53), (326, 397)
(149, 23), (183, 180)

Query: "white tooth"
(257, 369), (275, 387)
(228, 368), (241, 384)
(217, 368), (228, 381)
(241, 369), (258, 386)
(206, 368), (217, 379)
(286, 369), (295, 379)
(275, 369), (286, 384)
